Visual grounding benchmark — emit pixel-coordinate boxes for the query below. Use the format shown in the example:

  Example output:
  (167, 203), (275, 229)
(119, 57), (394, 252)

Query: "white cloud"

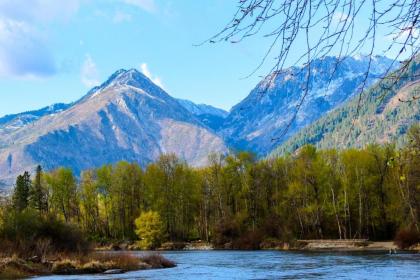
(81, 54), (100, 88)
(394, 28), (419, 41)
(331, 12), (352, 26)
(0, 0), (80, 78)
(140, 63), (165, 89)
(113, 11), (133, 23)
(122, 0), (157, 13)
(382, 27), (420, 59)
(383, 27), (419, 45)
(0, 18), (56, 78)
(151, 77), (164, 89)
(0, 0), (80, 23)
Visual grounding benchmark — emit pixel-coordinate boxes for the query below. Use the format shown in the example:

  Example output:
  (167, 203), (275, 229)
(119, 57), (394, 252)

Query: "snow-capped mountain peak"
(221, 55), (398, 155)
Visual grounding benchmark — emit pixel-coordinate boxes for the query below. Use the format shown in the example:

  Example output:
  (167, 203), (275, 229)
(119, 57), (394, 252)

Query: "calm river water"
(33, 250), (420, 280)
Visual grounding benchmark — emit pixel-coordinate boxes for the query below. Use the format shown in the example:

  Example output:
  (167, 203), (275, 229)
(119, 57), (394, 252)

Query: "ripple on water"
(32, 250), (420, 280)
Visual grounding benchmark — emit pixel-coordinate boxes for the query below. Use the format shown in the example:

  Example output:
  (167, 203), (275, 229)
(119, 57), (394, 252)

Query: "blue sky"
(0, 0), (411, 116)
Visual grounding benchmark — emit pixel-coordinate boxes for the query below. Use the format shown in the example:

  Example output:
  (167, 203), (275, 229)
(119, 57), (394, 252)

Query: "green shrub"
(134, 211), (164, 250)
(0, 210), (90, 257)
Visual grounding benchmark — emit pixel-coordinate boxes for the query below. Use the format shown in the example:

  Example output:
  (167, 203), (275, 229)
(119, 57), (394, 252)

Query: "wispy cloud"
(121, 0), (157, 13)
(113, 11), (133, 23)
(391, 28), (420, 41)
(382, 27), (420, 58)
(0, 18), (56, 78)
(81, 54), (100, 88)
(0, 0), (80, 23)
(140, 63), (164, 89)
(0, 0), (80, 79)
(331, 12), (352, 25)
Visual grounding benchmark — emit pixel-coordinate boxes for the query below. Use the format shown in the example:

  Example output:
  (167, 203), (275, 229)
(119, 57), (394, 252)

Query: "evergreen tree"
(29, 165), (48, 214)
(3, 125), (419, 248)
(12, 171), (31, 212)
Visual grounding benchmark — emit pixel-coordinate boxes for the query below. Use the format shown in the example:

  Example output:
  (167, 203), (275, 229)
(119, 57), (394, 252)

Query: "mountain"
(0, 69), (227, 188)
(0, 103), (70, 134)
(221, 55), (397, 155)
(176, 99), (228, 118)
(1, 54), (413, 190)
(177, 99), (228, 131)
(270, 57), (420, 156)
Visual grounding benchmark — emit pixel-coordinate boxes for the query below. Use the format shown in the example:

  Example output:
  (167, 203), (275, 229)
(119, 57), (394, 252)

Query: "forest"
(0, 125), (419, 251)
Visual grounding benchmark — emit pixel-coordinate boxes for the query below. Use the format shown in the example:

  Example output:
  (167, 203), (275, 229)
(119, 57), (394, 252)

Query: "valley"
(1, 55), (417, 189)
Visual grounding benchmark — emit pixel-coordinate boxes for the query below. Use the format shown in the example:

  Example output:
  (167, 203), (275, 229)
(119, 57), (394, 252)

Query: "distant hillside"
(221, 55), (396, 155)
(270, 58), (420, 156)
(0, 103), (70, 134)
(0, 69), (227, 188)
(176, 99), (228, 131)
(1, 55), (416, 190)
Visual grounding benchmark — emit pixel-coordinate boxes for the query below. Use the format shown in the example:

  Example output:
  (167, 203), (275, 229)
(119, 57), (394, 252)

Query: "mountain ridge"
(220, 55), (397, 155)
(270, 57), (420, 156)
(0, 68), (228, 188)
(1, 55), (414, 190)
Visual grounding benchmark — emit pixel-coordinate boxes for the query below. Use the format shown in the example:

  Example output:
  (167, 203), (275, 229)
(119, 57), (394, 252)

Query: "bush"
(0, 255), (45, 278)
(37, 216), (91, 254)
(134, 211), (164, 250)
(394, 228), (420, 249)
(89, 252), (140, 271)
(139, 253), (176, 268)
(231, 230), (262, 250)
(78, 261), (105, 274)
(51, 260), (77, 275)
(212, 218), (241, 247)
(0, 211), (91, 257)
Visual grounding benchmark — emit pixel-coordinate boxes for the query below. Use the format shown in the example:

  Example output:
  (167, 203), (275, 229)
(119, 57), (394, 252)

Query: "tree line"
(1, 125), (419, 249)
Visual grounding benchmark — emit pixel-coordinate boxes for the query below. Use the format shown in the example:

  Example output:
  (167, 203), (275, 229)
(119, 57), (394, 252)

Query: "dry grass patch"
(0, 255), (48, 278)
(0, 252), (176, 277)
(89, 252), (141, 271)
(50, 252), (142, 274)
(139, 253), (176, 268)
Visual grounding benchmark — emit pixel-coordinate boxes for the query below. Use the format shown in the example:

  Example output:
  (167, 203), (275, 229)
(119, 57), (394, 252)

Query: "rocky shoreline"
(99, 239), (420, 252)
(267, 240), (420, 252)
(291, 240), (416, 252)
(0, 253), (176, 278)
(97, 241), (215, 251)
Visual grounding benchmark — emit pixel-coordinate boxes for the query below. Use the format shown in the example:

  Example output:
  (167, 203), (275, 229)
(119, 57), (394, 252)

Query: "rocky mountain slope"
(221, 55), (396, 155)
(177, 99), (228, 131)
(0, 103), (70, 134)
(0, 69), (227, 188)
(1, 55), (413, 189)
(270, 57), (420, 156)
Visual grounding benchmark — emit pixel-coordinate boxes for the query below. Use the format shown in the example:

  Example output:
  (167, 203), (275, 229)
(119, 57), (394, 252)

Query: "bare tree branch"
(207, 0), (420, 142)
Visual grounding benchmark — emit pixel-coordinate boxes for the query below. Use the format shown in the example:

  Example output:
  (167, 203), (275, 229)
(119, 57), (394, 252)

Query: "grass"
(0, 255), (49, 279)
(87, 252), (142, 271)
(0, 252), (176, 278)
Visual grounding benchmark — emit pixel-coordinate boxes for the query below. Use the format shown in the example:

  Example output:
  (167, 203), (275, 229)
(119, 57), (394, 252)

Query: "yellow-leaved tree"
(134, 211), (164, 249)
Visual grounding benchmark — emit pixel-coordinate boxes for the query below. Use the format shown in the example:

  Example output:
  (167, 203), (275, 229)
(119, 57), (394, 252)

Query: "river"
(33, 250), (420, 279)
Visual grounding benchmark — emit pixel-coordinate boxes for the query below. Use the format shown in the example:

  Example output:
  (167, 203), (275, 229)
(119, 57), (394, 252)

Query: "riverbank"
(292, 239), (397, 251)
(97, 239), (420, 253)
(264, 239), (420, 252)
(97, 240), (215, 251)
(0, 253), (176, 278)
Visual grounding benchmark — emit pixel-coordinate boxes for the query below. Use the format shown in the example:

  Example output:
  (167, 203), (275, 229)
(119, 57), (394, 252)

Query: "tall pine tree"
(12, 171), (31, 212)
(29, 165), (48, 214)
